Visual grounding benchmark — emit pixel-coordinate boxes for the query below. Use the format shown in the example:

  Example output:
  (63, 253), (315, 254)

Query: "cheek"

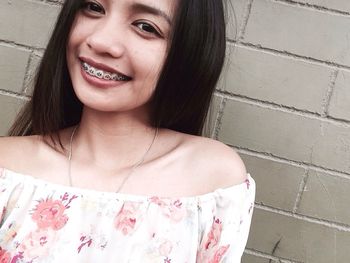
(67, 16), (89, 55)
(131, 48), (166, 102)
(134, 44), (168, 82)
(66, 31), (79, 64)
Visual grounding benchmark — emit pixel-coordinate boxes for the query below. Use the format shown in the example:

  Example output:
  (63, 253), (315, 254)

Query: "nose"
(86, 18), (126, 58)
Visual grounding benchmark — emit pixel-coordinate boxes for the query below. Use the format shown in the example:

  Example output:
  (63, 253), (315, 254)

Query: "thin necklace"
(67, 126), (159, 193)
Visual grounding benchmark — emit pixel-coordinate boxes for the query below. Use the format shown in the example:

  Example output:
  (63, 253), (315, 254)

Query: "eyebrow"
(129, 3), (172, 25)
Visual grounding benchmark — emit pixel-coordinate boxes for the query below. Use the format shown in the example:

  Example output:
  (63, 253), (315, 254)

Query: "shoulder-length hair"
(9, 0), (226, 140)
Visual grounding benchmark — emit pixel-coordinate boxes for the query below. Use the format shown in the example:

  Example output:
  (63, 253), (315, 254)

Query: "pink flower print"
(197, 217), (230, 262)
(167, 200), (187, 222)
(114, 202), (141, 236)
(77, 236), (93, 254)
(209, 245), (230, 263)
(245, 178), (250, 190)
(0, 207), (6, 223)
(204, 217), (222, 250)
(0, 247), (11, 263)
(150, 197), (187, 223)
(248, 202), (253, 214)
(32, 199), (68, 230)
(60, 192), (78, 208)
(2, 222), (18, 244)
(159, 240), (173, 257)
(19, 228), (57, 261)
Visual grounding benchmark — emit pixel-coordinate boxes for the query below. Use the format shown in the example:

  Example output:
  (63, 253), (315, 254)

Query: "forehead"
(114, 0), (177, 14)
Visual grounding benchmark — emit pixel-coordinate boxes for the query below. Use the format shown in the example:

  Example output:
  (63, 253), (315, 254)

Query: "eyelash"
(81, 1), (105, 15)
(132, 21), (162, 37)
(80, 1), (163, 38)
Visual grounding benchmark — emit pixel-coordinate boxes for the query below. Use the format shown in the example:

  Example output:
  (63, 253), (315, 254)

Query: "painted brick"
(219, 100), (319, 163)
(24, 54), (42, 95)
(0, 0), (60, 48)
(240, 153), (305, 211)
(310, 121), (350, 173)
(337, 230), (350, 263)
(297, 0), (350, 13)
(222, 45), (332, 113)
(247, 208), (350, 262)
(227, 0), (248, 40)
(0, 95), (25, 136)
(297, 170), (350, 225)
(219, 100), (350, 173)
(242, 253), (271, 263)
(244, 0), (350, 66)
(328, 70), (350, 121)
(203, 95), (222, 138)
(0, 45), (30, 93)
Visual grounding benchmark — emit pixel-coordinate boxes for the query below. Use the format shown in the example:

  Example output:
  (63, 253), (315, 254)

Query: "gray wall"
(1, 0), (350, 262)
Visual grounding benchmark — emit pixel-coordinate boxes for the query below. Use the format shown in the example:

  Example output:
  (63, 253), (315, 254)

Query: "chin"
(77, 94), (149, 114)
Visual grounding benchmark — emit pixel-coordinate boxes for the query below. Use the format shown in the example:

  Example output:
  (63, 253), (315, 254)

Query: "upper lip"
(79, 56), (130, 77)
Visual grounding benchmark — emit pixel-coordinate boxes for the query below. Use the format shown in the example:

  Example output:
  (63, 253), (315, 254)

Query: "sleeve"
(197, 176), (255, 263)
(0, 168), (31, 228)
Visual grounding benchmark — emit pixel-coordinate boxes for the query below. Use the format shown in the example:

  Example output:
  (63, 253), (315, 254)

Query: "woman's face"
(66, 0), (176, 114)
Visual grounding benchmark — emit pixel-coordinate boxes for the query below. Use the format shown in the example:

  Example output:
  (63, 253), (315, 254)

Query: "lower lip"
(80, 64), (128, 89)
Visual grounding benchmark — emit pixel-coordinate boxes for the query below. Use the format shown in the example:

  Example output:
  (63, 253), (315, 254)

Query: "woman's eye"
(134, 22), (162, 37)
(81, 1), (105, 14)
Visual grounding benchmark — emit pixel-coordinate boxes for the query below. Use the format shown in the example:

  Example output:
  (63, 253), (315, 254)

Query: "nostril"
(85, 33), (126, 59)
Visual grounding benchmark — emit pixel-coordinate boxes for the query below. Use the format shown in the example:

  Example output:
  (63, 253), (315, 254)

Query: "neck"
(71, 107), (157, 170)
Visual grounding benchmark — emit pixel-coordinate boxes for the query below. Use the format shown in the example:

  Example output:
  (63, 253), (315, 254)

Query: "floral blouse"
(0, 168), (255, 263)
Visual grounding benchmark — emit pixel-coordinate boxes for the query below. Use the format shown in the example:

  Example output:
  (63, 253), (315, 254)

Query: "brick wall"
(0, 0), (61, 135)
(1, 0), (350, 262)
(219, 0), (350, 262)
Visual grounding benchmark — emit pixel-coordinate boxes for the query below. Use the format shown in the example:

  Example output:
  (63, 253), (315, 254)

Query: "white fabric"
(0, 168), (255, 263)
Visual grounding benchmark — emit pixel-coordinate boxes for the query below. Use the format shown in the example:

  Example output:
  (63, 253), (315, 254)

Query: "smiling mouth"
(81, 61), (132, 81)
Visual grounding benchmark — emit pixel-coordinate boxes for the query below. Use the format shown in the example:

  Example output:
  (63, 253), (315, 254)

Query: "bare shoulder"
(0, 135), (41, 171)
(0, 130), (72, 176)
(177, 133), (247, 190)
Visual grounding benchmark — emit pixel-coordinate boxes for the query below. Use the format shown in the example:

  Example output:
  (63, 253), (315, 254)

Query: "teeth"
(83, 63), (89, 71)
(111, 73), (117, 81)
(103, 73), (112, 80)
(82, 62), (129, 81)
(95, 70), (104, 79)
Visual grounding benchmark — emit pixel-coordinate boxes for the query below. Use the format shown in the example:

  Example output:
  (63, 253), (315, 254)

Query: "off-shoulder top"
(0, 168), (255, 263)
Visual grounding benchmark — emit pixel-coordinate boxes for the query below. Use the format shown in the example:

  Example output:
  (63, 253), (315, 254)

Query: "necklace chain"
(67, 126), (159, 193)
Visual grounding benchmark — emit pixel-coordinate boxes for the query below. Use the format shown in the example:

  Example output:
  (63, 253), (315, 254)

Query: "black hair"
(9, 0), (226, 141)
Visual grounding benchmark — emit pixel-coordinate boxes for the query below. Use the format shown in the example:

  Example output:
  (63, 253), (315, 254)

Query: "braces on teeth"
(82, 62), (128, 81)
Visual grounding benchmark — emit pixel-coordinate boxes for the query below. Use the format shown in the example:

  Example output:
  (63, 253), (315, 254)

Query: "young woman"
(0, 0), (255, 262)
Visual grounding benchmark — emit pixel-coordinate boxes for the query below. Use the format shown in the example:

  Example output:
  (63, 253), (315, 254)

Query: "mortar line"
(210, 96), (224, 139)
(245, 248), (302, 263)
(22, 52), (34, 94)
(273, 0), (350, 17)
(0, 89), (31, 101)
(255, 204), (350, 231)
(219, 89), (322, 115)
(327, 114), (350, 125)
(228, 41), (350, 72)
(45, 0), (63, 4)
(0, 40), (44, 53)
(322, 69), (339, 117)
(32, 50), (45, 58)
(292, 169), (309, 213)
(237, 0), (254, 41)
(29, 0), (62, 7)
(212, 97), (227, 140)
(217, 91), (350, 128)
(232, 146), (350, 180)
